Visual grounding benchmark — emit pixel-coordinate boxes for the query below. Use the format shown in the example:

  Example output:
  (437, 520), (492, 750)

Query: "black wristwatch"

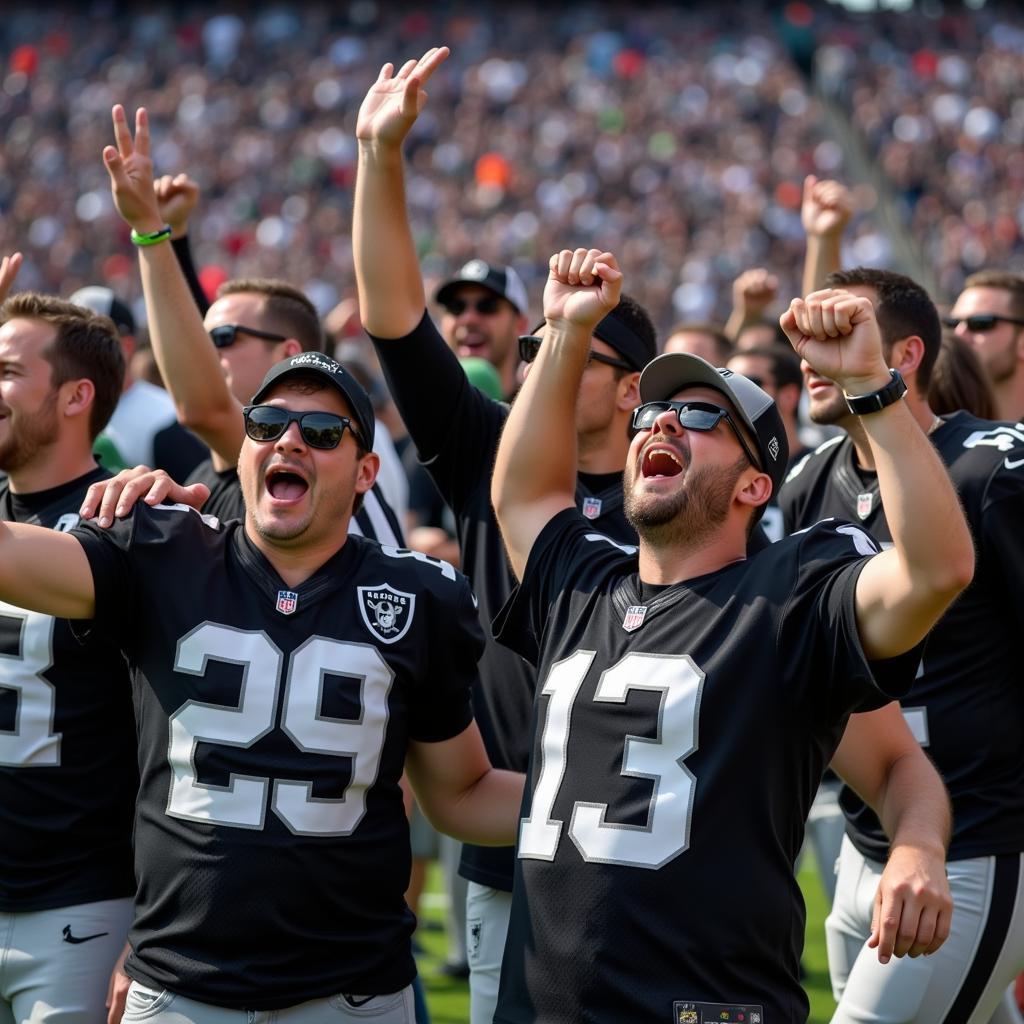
(844, 369), (907, 415)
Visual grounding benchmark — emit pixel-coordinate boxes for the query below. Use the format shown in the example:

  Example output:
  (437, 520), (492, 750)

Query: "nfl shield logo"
(622, 604), (648, 632)
(582, 497), (602, 520)
(856, 492), (874, 520)
(276, 590), (298, 615)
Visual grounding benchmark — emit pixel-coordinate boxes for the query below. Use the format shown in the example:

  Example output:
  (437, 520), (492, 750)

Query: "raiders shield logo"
(581, 497), (602, 520)
(358, 584), (416, 644)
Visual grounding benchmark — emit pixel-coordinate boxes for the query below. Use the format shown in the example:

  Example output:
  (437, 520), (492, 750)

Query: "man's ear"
(617, 371), (640, 412)
(355, 450), (380, 495)
(280, 338), (303, 359)
(60, 377), (96, 424)
(889, 335), (925, 380)
(736, 469), (773, 513)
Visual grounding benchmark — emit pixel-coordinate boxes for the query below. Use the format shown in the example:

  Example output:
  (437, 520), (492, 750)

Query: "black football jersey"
(372, 312), (638, 892)
(0, 468), (137, 911)
(186, 459), (405, 547)
(780, 413), (1024, 861)
(72, 504), (482, 1009)
(492, 510), (918, 1024)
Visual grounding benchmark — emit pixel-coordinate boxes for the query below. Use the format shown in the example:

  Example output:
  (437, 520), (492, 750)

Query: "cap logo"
(767, 436), (781, 461)
(461, 259), (489, 281)
(290, 353), (341, 373)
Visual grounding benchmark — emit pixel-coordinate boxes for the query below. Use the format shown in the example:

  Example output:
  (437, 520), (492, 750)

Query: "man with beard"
(945, 270), (1024, 423)
(489, 247), (971, 1023)
(0, 292), (138, 1022)
(780, 267), (1024, 1024)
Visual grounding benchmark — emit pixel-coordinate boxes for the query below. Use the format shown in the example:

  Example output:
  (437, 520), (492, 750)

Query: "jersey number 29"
(168, 622), (392, 836)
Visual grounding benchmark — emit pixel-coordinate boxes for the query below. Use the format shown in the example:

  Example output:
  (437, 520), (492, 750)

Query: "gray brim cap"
(251, 352), (375, 450)
(639, 352), (789, 505)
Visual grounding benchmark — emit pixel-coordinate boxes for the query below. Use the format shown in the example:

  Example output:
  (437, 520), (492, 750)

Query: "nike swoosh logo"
(1006, 457), (1024, 470)
(62, 925), (109, 944)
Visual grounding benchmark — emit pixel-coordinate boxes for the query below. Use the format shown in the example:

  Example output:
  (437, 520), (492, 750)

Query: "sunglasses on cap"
(518, 335), (634, 371)
(209, 324), (289, 349)
(442, 295), (504, 316)
(242, 405), (366, 450)
(631, 400), (762, 471)
(941, 314), (1024, 333)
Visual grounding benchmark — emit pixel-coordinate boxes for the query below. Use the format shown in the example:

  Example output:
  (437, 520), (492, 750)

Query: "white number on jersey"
(379, 545), (457, 581)
(168, 623), (393, 835)
(519, 650), (704, 870)
(0, 603), (60, 766)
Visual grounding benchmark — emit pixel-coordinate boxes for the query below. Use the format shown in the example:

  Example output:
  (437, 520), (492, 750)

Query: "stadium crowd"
(1, 5), (1024, 1024)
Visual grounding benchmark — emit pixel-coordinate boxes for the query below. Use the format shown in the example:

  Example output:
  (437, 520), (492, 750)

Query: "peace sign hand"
(102, 105), (164, 234)
(356, 46), (449, 149)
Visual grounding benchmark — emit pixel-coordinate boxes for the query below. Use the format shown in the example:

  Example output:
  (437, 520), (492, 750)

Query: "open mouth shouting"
(641, 444), (685, 480)
(264, 463), (310, 505)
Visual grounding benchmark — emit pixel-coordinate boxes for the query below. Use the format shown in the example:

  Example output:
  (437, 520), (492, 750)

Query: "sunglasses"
(632, 400), (762, 471)
(941, 314), (1024, 333)
(518, 335), (634, 371)
(209, 324), (289, 349)
(242, 405), (365, 450)
(442, 296), (503, 316)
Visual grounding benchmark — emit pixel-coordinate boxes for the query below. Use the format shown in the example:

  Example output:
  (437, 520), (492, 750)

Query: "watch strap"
(844, 368), (907, 415)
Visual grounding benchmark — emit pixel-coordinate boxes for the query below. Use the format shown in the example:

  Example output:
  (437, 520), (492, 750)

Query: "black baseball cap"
(251, 353), (375, 450)
(69, 286), (135, 337)
(639, 352), (789, 506)
(435, 259), (529, 315)
(529, 302), (657, 373)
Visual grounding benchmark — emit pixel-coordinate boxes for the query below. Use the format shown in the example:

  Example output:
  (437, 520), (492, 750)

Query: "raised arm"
(832, 704), (952, 962)
(492, 248), (622, 579)
(781, 290), (974, 660)
(801, 175), (852, 296)
(0, 252), (23, 304)
(103, 107), (242, 468)
(724, 267), (778, 341)
(354, 47), (450, 339)
(0, 521), (95, 620)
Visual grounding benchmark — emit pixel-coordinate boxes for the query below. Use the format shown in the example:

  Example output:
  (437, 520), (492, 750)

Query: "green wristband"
(130, 225), (172, 247)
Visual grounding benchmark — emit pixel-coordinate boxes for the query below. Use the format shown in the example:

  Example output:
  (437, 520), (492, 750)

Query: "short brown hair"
(218, 278), (323, 353)
(962, 270), (1024, 320)
(1, 292), (124, 438)
(930, 332), (997, 420)
(664, 322), (733, 364)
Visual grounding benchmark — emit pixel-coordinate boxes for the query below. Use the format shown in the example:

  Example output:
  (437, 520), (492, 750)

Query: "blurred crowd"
(1, 2), (869, 338)
(815, 3), (1024, 301)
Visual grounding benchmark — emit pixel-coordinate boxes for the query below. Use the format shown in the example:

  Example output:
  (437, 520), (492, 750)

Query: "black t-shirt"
(186, 460), (404, 547)
(370, 311), (637, 891)
(72, 504), (481, 1009)
(492, 510), (917, 1024)
(780, 413), (1024, 862)
(0, 468), (136, 911)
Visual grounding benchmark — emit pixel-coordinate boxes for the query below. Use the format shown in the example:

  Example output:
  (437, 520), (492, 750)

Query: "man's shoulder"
(938, 413), (1024, 477)
(781, 434), (846, 490)
(357, 540), (471, 599)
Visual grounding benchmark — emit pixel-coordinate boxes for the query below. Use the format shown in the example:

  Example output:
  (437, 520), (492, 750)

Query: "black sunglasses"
(941, 314), (1024, 333)
(442, 295), (503, 316)
(209, 324), (289, 349)
(632, 400), (762, 471)
(518, 335), (634, 372)
(242, 405), (365, 450)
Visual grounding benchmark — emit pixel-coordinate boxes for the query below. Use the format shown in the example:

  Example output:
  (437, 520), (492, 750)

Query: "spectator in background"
(662, 321), (732, 363)
(724, 267), (779, 341)
(434, 261), (529, 401)
(929, 331), (997, 421)
(735, 317), (791, 351)
(69, 285), (208, 479)
(946, 270), (1024, 422)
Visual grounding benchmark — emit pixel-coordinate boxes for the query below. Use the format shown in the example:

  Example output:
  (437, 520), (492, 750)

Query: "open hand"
(103, 105), (164, 234)
(543, 248), (622, 334)
(356, 46), (449, 148)
(80, 466), (210, 527)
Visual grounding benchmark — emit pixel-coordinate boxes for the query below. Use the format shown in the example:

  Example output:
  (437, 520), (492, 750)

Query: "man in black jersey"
(0, 295), (523, 1017)
(491, 243), (971, 1024)
(0, 292), (137, 1022)
(780, 266), (1024, 1024)
(98, 113), (404, 550)
(352, 47), (655, 1024)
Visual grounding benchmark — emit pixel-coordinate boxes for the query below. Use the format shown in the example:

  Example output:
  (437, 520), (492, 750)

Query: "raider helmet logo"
(358, 584), (416, 644)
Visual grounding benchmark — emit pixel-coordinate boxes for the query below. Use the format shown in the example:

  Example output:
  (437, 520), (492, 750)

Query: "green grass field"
(415, 861), (838, 1023)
